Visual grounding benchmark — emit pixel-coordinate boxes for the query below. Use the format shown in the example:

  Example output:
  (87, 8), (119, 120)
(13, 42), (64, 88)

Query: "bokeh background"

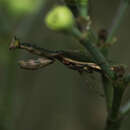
(0, 0), (130, 130)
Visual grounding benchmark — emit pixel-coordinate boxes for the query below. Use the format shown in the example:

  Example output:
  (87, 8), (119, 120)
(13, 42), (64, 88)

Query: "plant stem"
(79, 5), (88, 18)
(105, 84), (125, 130)
(107, 0), (129, 43)
(78, 0), (88, 18)
(102, 75), (113, 113)
(111, 86), (124, 119)
(104, 1), (129, 129)
(71, 27), (127, 130)
(72, 28), (115, 79)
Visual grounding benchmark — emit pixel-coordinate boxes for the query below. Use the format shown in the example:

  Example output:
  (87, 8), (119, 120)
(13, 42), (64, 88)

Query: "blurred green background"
(0, 0), (130, 130)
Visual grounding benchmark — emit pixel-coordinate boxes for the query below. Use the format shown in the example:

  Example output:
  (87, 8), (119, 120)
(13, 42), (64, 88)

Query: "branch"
(102, 75), (113, 113)
(78, 0), (89, 18)
(71, 28), (115, 79)
(105, 85), (125, 130)
(71, 27), (126, 130)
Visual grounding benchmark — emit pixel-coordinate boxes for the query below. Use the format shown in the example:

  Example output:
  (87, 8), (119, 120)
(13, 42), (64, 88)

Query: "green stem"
(105, 84), (125, 130)
(107, 0), (129, 43)
(71, 27), (126, 130)
(79, 5), (88, 18)
(72, 28), (115, 79)
(102, 75), (113, 113)
(111, 86), (124, 119)
(78, 0), (88, 18)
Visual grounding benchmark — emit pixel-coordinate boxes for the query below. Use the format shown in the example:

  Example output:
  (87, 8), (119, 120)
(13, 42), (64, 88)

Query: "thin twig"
(102, 75), (113, 113)
(105, 85), (125, 130)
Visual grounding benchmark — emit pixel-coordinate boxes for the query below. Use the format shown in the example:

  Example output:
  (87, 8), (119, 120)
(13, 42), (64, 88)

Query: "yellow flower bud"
(45, 6), (75, 31)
